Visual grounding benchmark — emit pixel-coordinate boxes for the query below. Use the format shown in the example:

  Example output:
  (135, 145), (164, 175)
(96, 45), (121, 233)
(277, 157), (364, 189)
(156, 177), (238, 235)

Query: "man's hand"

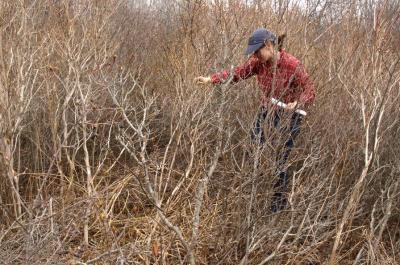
(194, 76), (211, 85)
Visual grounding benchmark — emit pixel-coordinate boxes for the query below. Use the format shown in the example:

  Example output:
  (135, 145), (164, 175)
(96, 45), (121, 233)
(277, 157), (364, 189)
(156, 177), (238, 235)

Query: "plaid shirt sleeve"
(293, 63), (315, 106)
(211, 57), (259, 84)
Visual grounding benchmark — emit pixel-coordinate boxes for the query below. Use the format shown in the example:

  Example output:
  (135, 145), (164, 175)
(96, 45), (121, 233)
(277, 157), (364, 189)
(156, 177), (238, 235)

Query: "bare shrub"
(1, 0), (399, 264)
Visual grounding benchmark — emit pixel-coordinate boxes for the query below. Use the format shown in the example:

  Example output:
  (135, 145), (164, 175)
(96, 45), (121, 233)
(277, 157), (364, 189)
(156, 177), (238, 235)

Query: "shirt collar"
(277, 49), (285, 67)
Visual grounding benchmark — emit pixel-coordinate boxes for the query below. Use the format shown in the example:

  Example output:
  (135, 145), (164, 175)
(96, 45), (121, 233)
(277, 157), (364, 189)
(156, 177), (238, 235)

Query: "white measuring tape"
(271, 98), (307, 116)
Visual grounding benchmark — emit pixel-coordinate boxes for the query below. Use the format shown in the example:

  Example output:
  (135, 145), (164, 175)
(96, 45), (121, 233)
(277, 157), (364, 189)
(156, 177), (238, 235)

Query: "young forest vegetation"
(0, 0), (399, 264)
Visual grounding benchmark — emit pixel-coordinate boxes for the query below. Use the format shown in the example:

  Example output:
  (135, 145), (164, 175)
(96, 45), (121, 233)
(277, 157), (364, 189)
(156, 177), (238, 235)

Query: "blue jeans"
(250, 107), (303, 212)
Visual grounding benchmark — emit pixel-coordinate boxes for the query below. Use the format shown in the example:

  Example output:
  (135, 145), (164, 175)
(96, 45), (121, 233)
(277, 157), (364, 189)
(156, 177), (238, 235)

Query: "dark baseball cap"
(245, 28), (277, 55)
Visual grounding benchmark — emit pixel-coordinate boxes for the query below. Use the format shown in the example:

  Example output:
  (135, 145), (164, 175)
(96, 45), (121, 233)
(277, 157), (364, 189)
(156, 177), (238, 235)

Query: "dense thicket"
(0, 0), (399, 264)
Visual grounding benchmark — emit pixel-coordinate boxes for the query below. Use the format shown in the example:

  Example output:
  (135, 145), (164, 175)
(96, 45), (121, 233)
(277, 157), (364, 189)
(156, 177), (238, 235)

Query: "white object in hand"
(271, 98), (307, 116)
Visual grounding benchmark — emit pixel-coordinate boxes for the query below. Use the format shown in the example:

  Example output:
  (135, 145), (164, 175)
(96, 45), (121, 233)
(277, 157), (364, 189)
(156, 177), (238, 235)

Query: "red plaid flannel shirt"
(211, 50), (315, 107)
